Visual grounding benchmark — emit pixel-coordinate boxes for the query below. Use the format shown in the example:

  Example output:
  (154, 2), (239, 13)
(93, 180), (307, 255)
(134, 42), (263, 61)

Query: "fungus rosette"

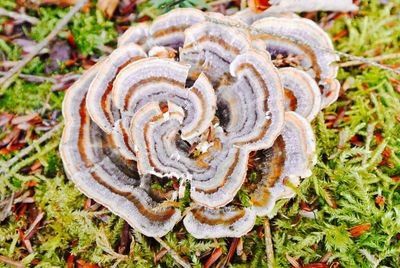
(60, 8), (338, 238)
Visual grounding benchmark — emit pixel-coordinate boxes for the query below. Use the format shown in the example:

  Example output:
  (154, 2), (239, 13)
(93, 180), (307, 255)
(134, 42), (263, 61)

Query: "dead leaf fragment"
(248, 0), (272, 13)
(349, 223), (371, 237)
(97, 0), (119, 18)
(375, 195), (385, 206)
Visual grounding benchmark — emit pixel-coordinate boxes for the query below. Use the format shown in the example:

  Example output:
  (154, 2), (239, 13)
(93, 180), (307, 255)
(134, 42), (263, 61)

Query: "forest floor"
(0, 0), (399, 267)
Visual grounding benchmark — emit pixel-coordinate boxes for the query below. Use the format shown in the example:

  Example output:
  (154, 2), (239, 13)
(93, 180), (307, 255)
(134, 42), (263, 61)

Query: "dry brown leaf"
(97, 0), (119, 18)
(39, 0), (77, 6)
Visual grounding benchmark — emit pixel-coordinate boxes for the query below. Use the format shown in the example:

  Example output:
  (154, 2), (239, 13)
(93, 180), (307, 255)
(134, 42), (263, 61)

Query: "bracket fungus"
(60, 8), (339, 238)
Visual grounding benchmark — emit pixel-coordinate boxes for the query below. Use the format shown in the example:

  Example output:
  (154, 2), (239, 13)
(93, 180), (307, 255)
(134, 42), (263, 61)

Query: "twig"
(339, 53), (400, 67)
(0, 71), (56, 83)
(0, 8), (39, 24)
(0, 255), (25, 268)
(154, 237), (191, 268)
(264, 218), (275, 268)
(4, 123), (63, 169)
(0, 0), (88, 92)
(264, 0), (358, 12)
(333, 50), (400, 75)
(0, 71), (81, 89)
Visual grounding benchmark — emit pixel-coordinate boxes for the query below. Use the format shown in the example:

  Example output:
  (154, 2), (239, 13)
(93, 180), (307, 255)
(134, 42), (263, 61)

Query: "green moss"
(70, 10), (118, 56)
(0, 39), (21, 61)
(28, 6), (117, 56)
(238, 189), (252, 208)
(0, 0), (17, 10)
(21, 57), (45, 75)
(0, 79), (64, 114)
(29, 7), (69, 42)
(0, 80), (50, 114)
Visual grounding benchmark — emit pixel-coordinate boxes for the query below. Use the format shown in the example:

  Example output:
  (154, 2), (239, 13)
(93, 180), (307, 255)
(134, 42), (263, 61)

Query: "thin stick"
(0, 71), (56, 83)
(264, 0), (358, 13)
(264, 218), (275, 268)
(0, 8), (39, 24)
(5, 123), (63, 168)
(333, 50), (400, 75)
(0, 255), (25, 268)
(0, 0), (87, 92)
(339, 53), (400, 67)
(0, 71), (81, 87)
(154, 237), (191, 268)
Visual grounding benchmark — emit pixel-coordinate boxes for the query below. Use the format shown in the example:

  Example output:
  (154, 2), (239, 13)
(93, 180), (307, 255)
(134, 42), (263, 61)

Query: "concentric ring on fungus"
(60, 8), (338, 238)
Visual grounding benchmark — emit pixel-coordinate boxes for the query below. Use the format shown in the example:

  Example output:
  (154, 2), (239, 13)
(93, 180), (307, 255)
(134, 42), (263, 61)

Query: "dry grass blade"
(154, 237), (191, 268)
(0, 0), (88, 92)
(264, 218), (275, 268)
(286, 253), (301, 268)
(0, 255), (25, 268)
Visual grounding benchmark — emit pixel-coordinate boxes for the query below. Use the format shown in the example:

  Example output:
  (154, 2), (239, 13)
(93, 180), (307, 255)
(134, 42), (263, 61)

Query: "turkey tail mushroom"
(180, 18), (251, 84)
(112, 57), (216, 140)
(60, 8), (340, 239)
(251, 111), (316, 216)
(85, 44), (146, 160)
(223, 49), (284, 150)
(86, 44), (147, 133)
(118, 23), (150, 47)
(279, 67), (321, 121)
(251, 17), (340, 108)
(60, 64), (181, 237)
(118, 8), (205, 50)
(183, 206), (256, 239)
